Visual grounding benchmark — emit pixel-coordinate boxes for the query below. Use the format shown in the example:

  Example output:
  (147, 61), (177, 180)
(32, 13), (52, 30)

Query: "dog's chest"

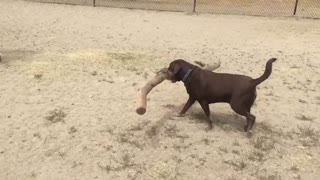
(184, 82), (204, 98)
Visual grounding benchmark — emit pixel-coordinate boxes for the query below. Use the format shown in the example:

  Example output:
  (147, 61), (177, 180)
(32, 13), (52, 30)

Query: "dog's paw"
(170, 113), (186, 120)
(246, 130), (253, 138)
(174, 113), (186, 117)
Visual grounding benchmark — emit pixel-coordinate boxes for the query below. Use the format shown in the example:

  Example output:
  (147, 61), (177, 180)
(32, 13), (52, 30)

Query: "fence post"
(293, 0), (299, 15)
(93, 0), (95, 7)
(193, 0), (196, 12)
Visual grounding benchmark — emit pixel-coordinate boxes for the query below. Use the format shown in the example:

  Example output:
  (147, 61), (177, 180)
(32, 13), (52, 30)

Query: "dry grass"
(164, 124), (179, 138)
(296, 125), (320, 147)
(162, 104), (175, 109)
(297, 125), (319, 138)
(224, 159), (247, 171)
(120, 153), (136, 169)
(220, 124), (233, 132)
(290, 164), (299, 172)
(145, 125), (157, 138)
(97, 153), (136, 173)
(219, 146), (229, 153)
(257, 173), (282, 180)
(117, 132), (145, 149)
(233, 139), (240, 146)
(202, 138), (210, 145)
(296, 115), (314, 122)
(248, 150), (264, 162)
(231, 149), (240, 155)
(224, 175), (238, 180)
(128, 120), (150, 131)
(33, 73), (43, 79)
(45, 108), (66, 123)
(256, 122), (277, 135)
(91, 71), (97, 76)
(68, 126), (77, 134)
(251, 135), (276, 151)
(252, 136), (275, 151)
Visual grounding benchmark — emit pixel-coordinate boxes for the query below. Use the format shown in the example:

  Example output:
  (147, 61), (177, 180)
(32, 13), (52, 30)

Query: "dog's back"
(195, 70), (253, 103)
(186, 58), (276, 103)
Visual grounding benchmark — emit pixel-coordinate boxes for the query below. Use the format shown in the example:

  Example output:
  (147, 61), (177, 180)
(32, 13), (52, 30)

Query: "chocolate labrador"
(168, 58), (277, 134)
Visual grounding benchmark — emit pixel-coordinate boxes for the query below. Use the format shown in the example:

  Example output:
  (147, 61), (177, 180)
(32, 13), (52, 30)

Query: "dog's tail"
(250, 58), (277, 87)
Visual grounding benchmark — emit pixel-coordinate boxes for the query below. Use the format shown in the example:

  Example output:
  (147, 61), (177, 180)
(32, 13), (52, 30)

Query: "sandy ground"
(26, 0), (320, 18)
(1, 0), (320, 179)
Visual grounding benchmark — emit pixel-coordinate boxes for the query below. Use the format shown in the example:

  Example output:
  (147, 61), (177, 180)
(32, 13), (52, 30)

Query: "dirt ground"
(26, 0), (320, 18)
(1, 0), (320, 180)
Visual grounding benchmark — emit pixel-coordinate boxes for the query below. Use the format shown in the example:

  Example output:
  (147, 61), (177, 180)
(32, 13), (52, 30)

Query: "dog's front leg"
(178, 96), (196, 116)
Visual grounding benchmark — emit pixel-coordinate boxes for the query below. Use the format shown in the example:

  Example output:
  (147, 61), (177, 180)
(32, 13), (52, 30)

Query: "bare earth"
(27, 0), (320, 17)
(1, 0), (320, 180)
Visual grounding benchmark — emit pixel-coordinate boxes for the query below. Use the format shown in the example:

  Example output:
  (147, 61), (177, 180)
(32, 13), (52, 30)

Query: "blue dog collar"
(182, 68), (194, 82)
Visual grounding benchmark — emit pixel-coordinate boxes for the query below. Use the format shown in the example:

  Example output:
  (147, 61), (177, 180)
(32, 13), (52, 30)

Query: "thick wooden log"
(136, 61), (221, 115)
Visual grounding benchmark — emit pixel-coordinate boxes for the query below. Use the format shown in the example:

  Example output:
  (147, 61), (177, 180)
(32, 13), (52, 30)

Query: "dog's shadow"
(149, 106), (246, 147)
(188, 108), (246, 132)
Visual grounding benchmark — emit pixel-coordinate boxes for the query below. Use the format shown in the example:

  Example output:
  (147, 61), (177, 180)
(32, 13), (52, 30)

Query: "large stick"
(135, 61), (221, 115)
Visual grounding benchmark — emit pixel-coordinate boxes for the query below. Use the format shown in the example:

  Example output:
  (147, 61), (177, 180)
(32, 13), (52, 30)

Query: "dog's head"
(168, 59), (194, 83)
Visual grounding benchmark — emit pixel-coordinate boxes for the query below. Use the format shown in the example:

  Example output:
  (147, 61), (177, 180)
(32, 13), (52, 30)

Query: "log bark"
(135, 61), (221, 115)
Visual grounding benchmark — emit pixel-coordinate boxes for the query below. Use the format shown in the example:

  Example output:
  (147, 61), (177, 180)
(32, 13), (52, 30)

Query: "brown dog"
(168, 58), (277, 134)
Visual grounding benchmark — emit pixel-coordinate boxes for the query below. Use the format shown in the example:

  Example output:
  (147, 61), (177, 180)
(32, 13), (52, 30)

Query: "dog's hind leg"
(198, 100), (213, 130)
(244, 90), (257, 133)
(245, 112), (256, 134)
(230, 95), (255, 135)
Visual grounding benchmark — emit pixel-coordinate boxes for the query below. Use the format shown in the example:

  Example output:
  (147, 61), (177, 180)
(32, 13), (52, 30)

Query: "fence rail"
(27, 0), (320, 18)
